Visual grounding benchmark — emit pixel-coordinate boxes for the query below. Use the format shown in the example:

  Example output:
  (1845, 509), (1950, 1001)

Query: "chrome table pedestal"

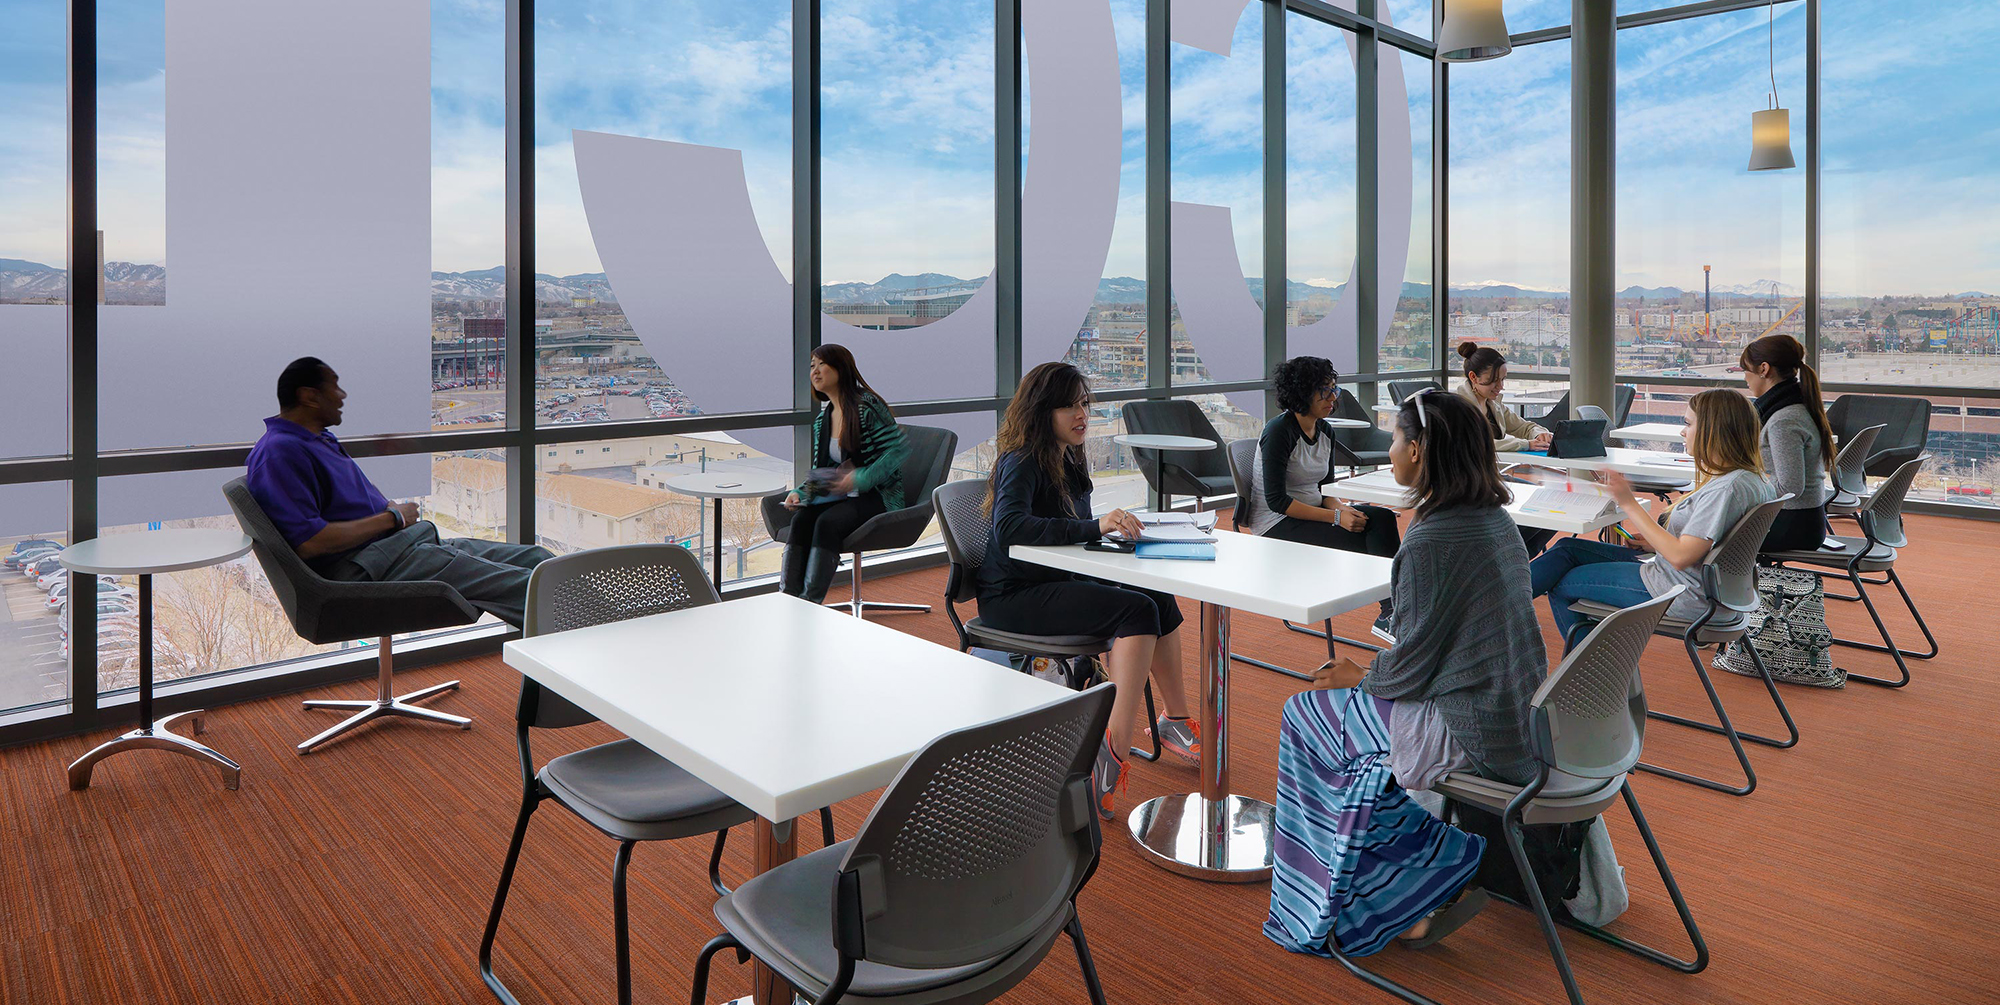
(1126, 602), (1277, 882)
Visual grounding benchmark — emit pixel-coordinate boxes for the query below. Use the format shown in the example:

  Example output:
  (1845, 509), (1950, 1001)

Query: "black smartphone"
(1084, 540), (1136, 554)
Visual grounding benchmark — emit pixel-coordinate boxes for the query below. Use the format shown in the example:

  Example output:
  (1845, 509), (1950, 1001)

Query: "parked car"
(7, 544), (62, 570)
(47, 582), (135, 611)
(23, 554), (67, 579)
(6, 539), (60, 565)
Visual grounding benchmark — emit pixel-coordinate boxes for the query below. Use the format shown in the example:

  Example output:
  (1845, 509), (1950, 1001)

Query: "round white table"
(1114, 433), (1219, 513)
(662, 470), (792, 591)
(62, 528), (253, 791)
(1323, 416), (1372, 429)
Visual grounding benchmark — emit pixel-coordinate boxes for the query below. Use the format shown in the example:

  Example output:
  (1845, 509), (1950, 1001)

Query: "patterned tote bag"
(1715, 566), (1842, 688)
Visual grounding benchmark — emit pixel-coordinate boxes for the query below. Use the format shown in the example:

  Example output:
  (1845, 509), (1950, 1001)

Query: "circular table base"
(1126, 792), (1276, 883)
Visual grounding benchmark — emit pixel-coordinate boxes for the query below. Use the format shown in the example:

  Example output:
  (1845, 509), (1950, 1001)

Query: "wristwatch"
(387, 506), (406, 530)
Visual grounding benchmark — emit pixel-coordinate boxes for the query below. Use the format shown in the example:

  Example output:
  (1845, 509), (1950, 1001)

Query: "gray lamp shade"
(1439, 0), (1512, 62)
(1748, 106), (1797, 171)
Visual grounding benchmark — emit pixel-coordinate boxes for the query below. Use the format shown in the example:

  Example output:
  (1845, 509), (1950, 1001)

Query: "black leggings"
(781, 493), (887, 603)
(1762, 505), (1828, 553)
(979, 578), (1186, 641)
(1262, 505), (1401, 558)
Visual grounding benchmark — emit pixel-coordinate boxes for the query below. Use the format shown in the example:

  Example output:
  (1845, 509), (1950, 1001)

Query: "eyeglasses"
(1316, 383), (1340, 399)
(1407, 387), (1448, 431)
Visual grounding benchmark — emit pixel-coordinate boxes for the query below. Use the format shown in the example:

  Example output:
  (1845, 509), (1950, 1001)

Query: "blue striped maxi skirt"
(1264, 688), (1486, 957)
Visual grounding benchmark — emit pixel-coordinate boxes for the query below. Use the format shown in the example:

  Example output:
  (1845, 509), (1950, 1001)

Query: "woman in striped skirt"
(1266, 389), (1547, 957)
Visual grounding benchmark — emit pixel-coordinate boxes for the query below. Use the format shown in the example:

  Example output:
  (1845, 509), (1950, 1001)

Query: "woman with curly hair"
(977, 362), (1195, 821)
(1239, 356), (1401, 632)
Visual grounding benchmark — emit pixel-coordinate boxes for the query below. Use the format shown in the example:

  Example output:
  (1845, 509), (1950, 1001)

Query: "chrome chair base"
(297, 636), (471, 753)
(67, 709), (242, 791)
(824, 598), (931, 618)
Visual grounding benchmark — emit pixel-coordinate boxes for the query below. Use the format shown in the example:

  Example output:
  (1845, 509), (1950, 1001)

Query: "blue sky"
(0, 0), (1992, 296)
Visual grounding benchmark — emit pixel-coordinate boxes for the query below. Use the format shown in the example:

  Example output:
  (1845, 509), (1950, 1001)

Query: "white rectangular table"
(1011, 531), (1391, 883)
(1497, 445), (1698, 483)
(1610, 422), (1687, 444)
(1325, 470), (1636, 535)
(503, 593), (1070, 1004)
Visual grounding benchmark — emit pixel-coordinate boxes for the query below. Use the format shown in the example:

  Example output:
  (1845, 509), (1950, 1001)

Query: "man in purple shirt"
(245, 357), (551, 627)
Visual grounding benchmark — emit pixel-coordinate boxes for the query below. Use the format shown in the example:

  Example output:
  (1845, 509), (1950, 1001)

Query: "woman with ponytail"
(1452, 341), (1553, 453)
(1740, 334), (1835, 551)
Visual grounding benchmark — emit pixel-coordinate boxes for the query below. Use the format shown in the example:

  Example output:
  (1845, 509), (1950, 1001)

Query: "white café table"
(503, 592), (1070, 1005)
(1011, 530), (1391, 883)
(663, 470), (793, 592)
(1114, 432), (1220, 513)
(1497, 445), (1698, 483)
(1610, 422), (1687, 444)
(63, 528), (253, 791)
(1324, 469), (1637, 536)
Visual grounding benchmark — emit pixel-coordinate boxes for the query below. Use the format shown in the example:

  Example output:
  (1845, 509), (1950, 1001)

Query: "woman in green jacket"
(780, 343), (910, 603)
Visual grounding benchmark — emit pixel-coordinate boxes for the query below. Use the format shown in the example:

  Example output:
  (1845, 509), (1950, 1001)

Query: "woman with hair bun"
(1740, 334), (1835, 551)
(1452, 342), (1553, 453)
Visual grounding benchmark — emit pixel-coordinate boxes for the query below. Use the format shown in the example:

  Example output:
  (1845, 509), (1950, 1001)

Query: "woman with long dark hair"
(978, 362), (1194, 821)
(1266, 389), (1543, 957)
(1241, 356), (1401, 631)
(1740, 334), (1835, 551)
(1452, 341), (1552, 452)
(779, 344), (909, 603)
(1530, 389), (1775, 644)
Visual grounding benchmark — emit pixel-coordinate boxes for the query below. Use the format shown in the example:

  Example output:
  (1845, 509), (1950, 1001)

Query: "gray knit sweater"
(1762, 403), (1833, 510)
(1360, 504), (1546, 784)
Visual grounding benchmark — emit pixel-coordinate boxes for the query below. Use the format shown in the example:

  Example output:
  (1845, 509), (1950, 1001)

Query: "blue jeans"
(1529, 537), (1653, 646)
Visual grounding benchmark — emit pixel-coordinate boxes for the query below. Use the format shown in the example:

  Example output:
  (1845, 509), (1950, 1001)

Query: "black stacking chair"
(1827, 394), (1930, 478)
(689, 684), (1118, 1005)
(1564, 496), (1796, 797)
(932, 479), (1161, 762)
(223, 477), (482, 754)
(1120, 399), (1235, 511)
(1333, 589), (1707, 1005)
(1331, 389), (1394, 473)
(761, 424), (958, 619)
(1386, 379), (1441, 404)
(479, 544), (833, 1005)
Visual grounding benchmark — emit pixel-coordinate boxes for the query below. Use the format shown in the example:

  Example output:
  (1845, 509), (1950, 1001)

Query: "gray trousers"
(323, 522), (553, 629)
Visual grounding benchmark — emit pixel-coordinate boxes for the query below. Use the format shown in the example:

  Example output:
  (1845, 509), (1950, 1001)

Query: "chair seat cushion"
(964, 619), (1112, 658)
(1340, 450), (1391, 468)
(1567, 598), (1745, 640)
(1765, 535), (1895, 571)
(716, 841), (1017, 998)
(541, 738), (753, 840)
(1431, 770), (1623, 826)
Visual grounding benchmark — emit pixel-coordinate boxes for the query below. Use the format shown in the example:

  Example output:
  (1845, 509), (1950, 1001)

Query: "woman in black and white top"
(1739, 334), (1835, 552)
(1241, 356), (1401, 626)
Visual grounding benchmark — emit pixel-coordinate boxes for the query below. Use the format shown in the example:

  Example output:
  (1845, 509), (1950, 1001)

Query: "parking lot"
(0, 574), (64, 710)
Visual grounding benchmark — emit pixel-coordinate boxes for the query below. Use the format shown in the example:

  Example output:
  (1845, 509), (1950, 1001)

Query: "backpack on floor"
(1714, 565), (1842, 688)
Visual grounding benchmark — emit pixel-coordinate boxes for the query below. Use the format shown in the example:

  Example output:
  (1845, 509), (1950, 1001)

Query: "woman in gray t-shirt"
(1528, 389), (1776, 644)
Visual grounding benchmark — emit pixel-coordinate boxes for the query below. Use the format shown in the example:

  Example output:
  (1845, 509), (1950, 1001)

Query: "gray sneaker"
(1152, 715), (1202, 763)
(1091, 739), (1125, 821)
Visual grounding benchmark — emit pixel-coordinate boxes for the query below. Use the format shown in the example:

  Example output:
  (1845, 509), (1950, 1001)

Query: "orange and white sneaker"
(1153, 715), (1202, 763)
(1091, 738), (1127, 821)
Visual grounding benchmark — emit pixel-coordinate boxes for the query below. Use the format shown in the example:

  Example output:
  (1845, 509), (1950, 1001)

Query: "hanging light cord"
(1768, 0), (1779, 109)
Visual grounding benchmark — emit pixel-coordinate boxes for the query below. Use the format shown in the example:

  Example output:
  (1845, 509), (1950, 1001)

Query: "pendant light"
(1748, 0), (1796, 171)
(1438, 0), (1511, 63)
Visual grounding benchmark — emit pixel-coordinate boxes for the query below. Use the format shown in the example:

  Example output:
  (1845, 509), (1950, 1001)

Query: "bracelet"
(388, 507), (405, 530)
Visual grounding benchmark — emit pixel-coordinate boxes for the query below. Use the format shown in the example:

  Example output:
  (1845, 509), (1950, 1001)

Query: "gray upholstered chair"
(1385, 378), (1441, 405)
(932, 479), (1160, 762)
(1566, 495), (1794, 797)
(1828, 394), (1930, 478)
(1331, 589), (1707, 1005)
(1825, 423), (1886, 517)
(689, 684), (1118, 1005)
(1767, 455), (1935, 687)
(1120, 399), (1235, 510)
(223, 476), (482, 754)
(479, 544), (829, 1005)
(1331, 389), (1394, 472)
(761, 424), (958, 618)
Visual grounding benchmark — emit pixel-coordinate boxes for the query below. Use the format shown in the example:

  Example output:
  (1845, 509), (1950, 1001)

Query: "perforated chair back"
(1859, 454), (1926, 550)
(520, 544), (718, 729)
(1225, 438), (1258, 530)
(1574, 404), (1611, 448)
(933, 479), (992, 604)
(1707, 495), (1791, 613)
(1532, 589), (1680, 780)
(1387, 379), (1441, 404)
(1830, 424), (1886, 498)
(836, 684), (1116, 970)
(1120, 400), (1230, 493)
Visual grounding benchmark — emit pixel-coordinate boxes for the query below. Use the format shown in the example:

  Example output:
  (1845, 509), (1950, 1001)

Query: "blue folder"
(1133, 542), (1216, 561)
